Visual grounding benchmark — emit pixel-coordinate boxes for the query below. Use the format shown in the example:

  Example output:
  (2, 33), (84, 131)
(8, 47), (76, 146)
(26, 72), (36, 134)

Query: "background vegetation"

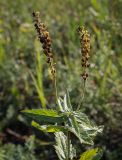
(0, 0), (122, 159)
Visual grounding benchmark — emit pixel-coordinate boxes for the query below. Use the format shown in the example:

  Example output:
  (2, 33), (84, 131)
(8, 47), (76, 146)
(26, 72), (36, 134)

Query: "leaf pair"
(22, 91), (103, 160)
(22, 92), (103, 145)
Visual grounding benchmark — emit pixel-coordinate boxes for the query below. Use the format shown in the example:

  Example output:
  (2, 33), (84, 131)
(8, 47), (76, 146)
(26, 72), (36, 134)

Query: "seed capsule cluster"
(78, 26), (90, 81)
(32, 11), (56, 79)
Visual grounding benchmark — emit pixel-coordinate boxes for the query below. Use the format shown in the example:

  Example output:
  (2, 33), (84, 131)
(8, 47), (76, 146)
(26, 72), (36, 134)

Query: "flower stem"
(77, 79), (86, 110)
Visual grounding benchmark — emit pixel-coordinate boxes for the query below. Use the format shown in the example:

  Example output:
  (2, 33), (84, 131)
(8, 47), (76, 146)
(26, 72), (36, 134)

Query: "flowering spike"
(32, 11), (56, 79)
(78, 26), (90, 81)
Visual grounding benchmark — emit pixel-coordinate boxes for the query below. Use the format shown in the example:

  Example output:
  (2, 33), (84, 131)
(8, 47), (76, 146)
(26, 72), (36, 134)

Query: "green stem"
(54, 76), (61, 112)
(77, 79), (86, 110)
(54, 77), (58, 102)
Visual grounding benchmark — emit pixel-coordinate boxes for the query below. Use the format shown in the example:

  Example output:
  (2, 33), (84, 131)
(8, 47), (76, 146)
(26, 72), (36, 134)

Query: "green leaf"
(54, 132), (76, 160)
(21, 109), (66, 124)
(91, 0), (101, 12)
(31, 121), (67, 132)
(79, 148), (102, 160)
(57, 91), (73, 112)
(58, 93), (103, 145)
(57, 98), (64, 112)
(68, 111), (103, 145)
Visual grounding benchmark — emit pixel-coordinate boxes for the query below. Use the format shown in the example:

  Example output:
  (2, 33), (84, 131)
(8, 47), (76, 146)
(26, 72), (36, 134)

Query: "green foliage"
(0, 136), (38, 160)
(54, 132), (76, 160)
(22, 109), (66, 123)
(22, 92), (103, 159)
(32, 120), (67, 132)
(68, 111), (103, 145)
(22, 92), (103, 145)
(30, 40), (46, 108)
(57, 93), (103, 145)
(0, 0), (122, 159)
(79, 148), (102, 160)
(0, 145), (6, 160)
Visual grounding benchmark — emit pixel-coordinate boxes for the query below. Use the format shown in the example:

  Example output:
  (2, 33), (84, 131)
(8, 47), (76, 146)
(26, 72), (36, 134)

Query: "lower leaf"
(31, 121), (67, 133)
(79, 148), (103, 160)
